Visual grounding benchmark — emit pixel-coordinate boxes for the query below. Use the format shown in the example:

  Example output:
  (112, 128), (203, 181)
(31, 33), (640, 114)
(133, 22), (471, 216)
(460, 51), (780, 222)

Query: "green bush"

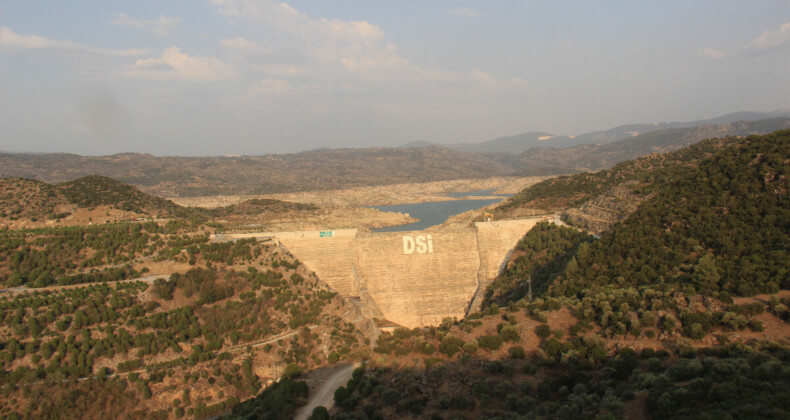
(439, 335), (465, 357)
(508, 346), (526, 359)
(463, 339), (479, 354)
(534, 324), (551, 339)
(334, 386), (350, 405)
(499, 325), (520, 342)
(308, 406), (329, 420)
(282, 363), (302, 379)
(478, 335), (503, 351)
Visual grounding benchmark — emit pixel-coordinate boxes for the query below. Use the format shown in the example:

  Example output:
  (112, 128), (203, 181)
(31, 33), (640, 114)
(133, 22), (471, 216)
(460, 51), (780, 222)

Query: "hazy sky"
(1, 1), (789, 156)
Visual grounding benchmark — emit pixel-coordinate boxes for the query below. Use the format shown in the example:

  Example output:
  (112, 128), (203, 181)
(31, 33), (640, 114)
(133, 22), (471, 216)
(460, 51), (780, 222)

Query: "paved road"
(293, 362), (359, 420)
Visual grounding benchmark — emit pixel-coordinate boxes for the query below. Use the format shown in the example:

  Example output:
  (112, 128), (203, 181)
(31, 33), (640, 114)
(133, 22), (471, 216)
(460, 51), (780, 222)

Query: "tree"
(283, 363), (302, 379)
(333, 386), (350, 405)
(508, 346), (526, 359)
(439, 335), (464, 357)
(692, 253), (720, 293)
(500, 325), (520, 342)
(308, 406), (329, 420)
(534, 324), (551, 339)
(478, 335), (503, 351)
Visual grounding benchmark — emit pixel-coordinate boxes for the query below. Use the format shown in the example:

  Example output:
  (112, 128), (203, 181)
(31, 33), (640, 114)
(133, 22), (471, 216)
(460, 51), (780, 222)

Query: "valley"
(4, 3), (790, 418)
(0, 130), (788, 419)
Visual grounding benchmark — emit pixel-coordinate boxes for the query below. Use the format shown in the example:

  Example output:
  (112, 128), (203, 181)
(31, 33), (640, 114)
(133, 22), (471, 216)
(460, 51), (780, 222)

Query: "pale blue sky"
(1, 1), (789, 155)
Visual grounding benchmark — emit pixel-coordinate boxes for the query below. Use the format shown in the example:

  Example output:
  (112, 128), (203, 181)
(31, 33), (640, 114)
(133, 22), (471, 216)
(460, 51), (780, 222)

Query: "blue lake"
(371, 197), (506, 232)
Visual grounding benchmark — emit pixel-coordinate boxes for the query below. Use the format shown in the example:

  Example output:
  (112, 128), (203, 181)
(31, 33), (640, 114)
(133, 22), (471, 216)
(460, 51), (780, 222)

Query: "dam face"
(221, 218), (544, 328)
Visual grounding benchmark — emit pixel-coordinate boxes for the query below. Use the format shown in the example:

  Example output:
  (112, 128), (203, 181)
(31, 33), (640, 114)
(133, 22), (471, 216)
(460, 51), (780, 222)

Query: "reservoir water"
(371, 190), (512, 232)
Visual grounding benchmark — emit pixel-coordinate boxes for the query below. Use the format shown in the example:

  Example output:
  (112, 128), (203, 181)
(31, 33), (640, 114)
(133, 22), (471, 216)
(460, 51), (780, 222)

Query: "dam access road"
(215, 217), (551, 328)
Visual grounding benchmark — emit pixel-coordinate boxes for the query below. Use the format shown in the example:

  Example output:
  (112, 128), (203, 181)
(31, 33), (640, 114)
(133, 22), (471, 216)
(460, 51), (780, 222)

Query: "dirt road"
(0, 274), (169, 295)
(293, 362), (360, 420)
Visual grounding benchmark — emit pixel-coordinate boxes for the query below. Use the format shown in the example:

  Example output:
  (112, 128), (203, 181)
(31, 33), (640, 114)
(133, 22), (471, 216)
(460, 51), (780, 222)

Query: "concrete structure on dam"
(218, 218), (546, 328)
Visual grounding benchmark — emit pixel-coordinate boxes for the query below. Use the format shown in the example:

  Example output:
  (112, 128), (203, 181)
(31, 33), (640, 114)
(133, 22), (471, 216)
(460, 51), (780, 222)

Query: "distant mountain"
(402, 110), (790, 154)
(399, 140), (436, 148)
(513, 117), (790, 173)
(402, 132), (586, 154)
(4, 112), (788, 198)
(573, 110), (790, 144)
(0, 146), (512, 197)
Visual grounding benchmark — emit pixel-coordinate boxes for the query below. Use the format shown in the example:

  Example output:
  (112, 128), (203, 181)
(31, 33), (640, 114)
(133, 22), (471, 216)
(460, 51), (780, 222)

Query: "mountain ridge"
(399, 110), (790, 154)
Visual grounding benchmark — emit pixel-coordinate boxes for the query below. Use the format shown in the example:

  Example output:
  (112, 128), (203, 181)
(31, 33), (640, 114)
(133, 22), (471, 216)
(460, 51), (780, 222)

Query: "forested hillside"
(491, 130), (789, 303)
(0, 225), (370, 419)
(325, 130), (790, 420)
(497, 136), (739, 214)
(552, 130), (789, 297)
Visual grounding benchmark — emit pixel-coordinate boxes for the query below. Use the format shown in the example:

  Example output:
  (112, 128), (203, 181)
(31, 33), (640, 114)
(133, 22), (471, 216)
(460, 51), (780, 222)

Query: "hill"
(490, 129), (790, 306)
(400, 110), (790, 155)
(0, 228), (372, 419)
(0, 176), (326, 229)
(513, 118), (790, 174)
(2, 131), (789, 419)
(0, 175), (203, 228)
(0, 147), (513, 197)
(402, 132), (584, 154)
(321, 130), (790, 420)
(57, 175), (198, 219)
(2, 116), (787, 197)
(550, 130), (790, 298)
(496, 135), (738, 218)
(0, 178), (64, 223)
(572, 110), (790, 144)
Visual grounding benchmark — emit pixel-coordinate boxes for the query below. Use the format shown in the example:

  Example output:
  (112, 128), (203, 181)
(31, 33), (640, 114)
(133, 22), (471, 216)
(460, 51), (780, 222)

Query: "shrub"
(534, 324), (551, 339)
(499, 325), (520, 342)
(282, 363), (302, 379)
(333, 386), (350, 405)
(508, 346), (526, 359)
(439, 335), (465, 357)
(660, 316), (676, 333)
(381, 388), (400, 406)
(308, 406), (329, 420)
(152, 278), (176, 300)
(463, 339), (479, 354)
(748, 320), (764, 332)
(478, 335), (504, 351)
(423, 357), (442, 368)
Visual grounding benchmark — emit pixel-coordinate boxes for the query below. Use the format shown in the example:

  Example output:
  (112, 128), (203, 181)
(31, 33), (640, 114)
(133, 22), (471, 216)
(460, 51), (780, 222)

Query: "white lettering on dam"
(403, 235), (434, 254)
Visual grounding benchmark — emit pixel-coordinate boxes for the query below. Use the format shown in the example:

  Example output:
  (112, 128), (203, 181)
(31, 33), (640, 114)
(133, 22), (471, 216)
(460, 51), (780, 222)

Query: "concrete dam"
(220, 218), (545, 328)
